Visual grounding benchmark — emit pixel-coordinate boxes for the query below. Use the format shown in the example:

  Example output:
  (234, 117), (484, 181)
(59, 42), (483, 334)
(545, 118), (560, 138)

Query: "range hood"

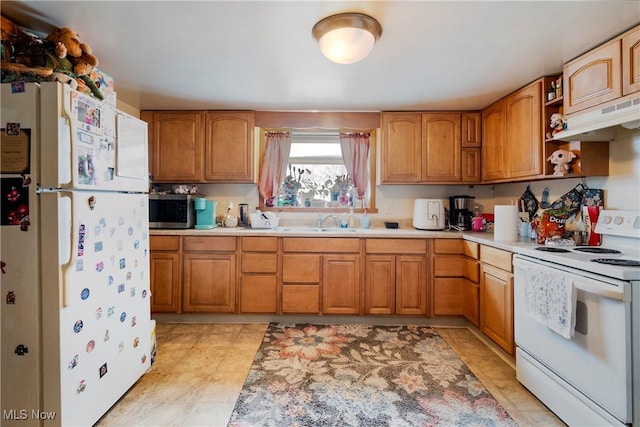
(553, 95), (640, 141)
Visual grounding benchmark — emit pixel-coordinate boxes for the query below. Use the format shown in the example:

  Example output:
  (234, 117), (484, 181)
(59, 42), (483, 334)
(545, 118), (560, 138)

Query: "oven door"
(514, 255), (632, 424)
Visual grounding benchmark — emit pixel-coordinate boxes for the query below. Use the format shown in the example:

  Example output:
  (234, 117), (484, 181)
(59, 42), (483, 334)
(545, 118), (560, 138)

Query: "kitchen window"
(258, 130), (376, 212)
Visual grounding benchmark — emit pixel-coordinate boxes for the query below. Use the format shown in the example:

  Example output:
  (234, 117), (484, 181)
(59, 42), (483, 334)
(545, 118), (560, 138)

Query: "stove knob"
(602, 215), (612, 224)
(614, 216), (624, 225)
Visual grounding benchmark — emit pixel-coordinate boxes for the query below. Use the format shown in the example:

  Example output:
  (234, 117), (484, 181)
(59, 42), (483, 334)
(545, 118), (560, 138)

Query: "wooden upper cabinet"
(564, 38), (622, 114)
(505, 80), (543, 178)
(481, 99), (507, 181)
(461, 112), (482, 147)
(204, 111), (255, 182)
(147, 111), (204, 182)
(622, 26), (640, 95)
(421, 113), (461, 182)
(381, 113), (422, 183)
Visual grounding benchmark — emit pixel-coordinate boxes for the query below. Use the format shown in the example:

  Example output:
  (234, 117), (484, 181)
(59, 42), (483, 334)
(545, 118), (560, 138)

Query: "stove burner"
(573, 247), (622, 254)
(591, 258), (640, 267)
(534, 247), (571, 253)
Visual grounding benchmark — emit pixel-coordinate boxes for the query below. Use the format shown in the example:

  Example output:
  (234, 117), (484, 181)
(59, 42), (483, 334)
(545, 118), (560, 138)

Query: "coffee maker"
(449, 195), (475, 230)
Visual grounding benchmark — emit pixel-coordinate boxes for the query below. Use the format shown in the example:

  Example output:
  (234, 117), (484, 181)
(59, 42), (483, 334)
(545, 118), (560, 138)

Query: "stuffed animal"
(547, 149), (576, 176)
(547, 113), (566, 139)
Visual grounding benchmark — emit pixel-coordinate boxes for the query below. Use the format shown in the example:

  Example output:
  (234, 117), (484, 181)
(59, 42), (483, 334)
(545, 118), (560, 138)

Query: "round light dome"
(312, 13), (382, 65)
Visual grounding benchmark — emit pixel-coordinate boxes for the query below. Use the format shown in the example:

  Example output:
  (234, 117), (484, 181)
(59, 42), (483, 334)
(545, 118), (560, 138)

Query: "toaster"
(413, 199), (446, 230)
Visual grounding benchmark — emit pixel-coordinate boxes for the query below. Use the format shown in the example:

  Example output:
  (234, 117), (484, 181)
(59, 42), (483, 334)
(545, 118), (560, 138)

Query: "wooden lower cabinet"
(149, 235), (181, 313)
(480, 245), (514, 355)
(365, 239), (428, 315)
(282, 253), (321, 314)
(182, 236), (237, 313)
(239, 237), (278, 313)
(323, 255), (360, 314)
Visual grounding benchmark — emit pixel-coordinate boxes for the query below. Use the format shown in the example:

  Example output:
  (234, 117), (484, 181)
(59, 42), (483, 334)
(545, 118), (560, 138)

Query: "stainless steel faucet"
(316, 214), (339, 228)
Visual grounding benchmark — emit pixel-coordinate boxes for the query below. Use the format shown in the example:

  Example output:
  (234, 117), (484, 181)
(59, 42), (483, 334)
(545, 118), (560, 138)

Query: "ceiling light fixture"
(312, 13), (382, 64)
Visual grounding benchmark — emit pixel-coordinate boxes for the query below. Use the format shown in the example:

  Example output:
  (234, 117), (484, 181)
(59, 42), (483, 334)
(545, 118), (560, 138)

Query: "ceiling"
(1, 1), (638, 112)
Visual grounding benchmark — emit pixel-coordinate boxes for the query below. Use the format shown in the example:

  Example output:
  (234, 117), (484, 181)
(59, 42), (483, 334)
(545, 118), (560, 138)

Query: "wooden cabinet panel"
(242, 236), (278, 252)
(433, 239), (463, 254)
(564, 39), (622, 114)
(365, 238), (426, 254)
(421, 113), (461, 182)
(622, 26), (640, 95)
(462, 279), (480, 327)
(433, 256), (464, 277)
(381, 113), (422, 183)
(150, 235), (180, 251)
(282, 254), (320, 283)
(434, 277), (463, 315)
(322, 255), (360, 314)
(240, 276), (277, 313)
(481, 99), (507, 181)
(183, 236), (237, 252)
(149, 252), (181, 313)
(282, 285), (320, 314)
(182, 253), (236, 312)
(480, 264), (514, 355)
(396, 255), (427, 315)
(461, 148), (481, 182)
(147, 111), (204, 182)
(283, 238), (359, 253)
(461, 112), (481, 147)
(241, 253), (277, 273)
(462, 241), (479, 259)
(480, 245), (513, 272)
(365, 256), (395, 315)
(204, 111), (255, 182)
(506, 80), (543, 178)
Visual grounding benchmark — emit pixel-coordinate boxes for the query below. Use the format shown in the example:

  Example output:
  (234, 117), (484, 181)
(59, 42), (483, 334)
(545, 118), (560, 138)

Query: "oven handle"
(514, 255), (630, 302)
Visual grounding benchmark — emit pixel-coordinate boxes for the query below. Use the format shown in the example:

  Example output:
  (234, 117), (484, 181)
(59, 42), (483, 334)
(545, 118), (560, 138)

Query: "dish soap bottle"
(348, 208), (356, 228)
(223, 202), (238, 228)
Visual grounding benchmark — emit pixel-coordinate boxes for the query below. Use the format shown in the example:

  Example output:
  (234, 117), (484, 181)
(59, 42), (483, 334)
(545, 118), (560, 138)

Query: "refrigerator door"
(40, 190), (150, 427)
(38, 83), (148, 193)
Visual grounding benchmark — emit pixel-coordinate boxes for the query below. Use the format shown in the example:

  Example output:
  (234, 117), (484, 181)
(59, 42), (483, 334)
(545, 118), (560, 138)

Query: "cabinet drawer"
(282, 238), (359, 253)
(365, 238), (426, 254)
(242, 236), (278, 252)
(433, 256), (464, 277)
(183, 236), (236, 252)
(463, 241), (479, 259)
(241, 253), (277, 273)
(463, 258), (480, 283)
(282, 285), (320, 313)
(433, 239), (463, 254)
(282, 254), (320, 283)
(150, 235), (180, 251)
(480, 245), (512, 272)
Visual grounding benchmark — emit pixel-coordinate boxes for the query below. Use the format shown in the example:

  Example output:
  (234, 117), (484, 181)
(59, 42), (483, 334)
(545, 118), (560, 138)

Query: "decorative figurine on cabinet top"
(547, 113), (566, 139)
(547, 149), (577, 176)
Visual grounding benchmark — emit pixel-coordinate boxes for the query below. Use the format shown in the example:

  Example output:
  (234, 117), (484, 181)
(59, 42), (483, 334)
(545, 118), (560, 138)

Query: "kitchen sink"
(277, 226), (363, 233)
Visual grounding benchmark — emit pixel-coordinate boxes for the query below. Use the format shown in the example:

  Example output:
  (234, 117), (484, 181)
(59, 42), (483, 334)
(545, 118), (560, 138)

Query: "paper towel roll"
(494, 205), (519, 241)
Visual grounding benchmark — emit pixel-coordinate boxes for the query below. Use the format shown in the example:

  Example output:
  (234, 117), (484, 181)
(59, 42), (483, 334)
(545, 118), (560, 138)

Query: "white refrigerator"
(1, 82), (151, 426)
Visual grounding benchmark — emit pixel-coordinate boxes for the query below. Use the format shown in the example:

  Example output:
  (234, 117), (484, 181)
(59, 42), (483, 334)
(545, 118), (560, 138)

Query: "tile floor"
(96, 322), (564, 427)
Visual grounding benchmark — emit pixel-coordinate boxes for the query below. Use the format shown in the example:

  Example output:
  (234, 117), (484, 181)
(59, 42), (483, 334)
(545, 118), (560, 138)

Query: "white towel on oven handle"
(524, 266), (577, 339)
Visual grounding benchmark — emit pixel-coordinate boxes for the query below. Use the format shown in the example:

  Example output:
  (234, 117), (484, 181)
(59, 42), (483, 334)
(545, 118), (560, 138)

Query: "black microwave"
(149, 194), (195, 229)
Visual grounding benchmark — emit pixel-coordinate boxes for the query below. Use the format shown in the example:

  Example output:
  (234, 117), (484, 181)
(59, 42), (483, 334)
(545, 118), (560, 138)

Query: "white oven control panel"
(595, 210), (640, 238)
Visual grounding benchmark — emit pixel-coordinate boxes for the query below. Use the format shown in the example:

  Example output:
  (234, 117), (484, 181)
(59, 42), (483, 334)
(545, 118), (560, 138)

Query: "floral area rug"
(228, 323), (517, 427)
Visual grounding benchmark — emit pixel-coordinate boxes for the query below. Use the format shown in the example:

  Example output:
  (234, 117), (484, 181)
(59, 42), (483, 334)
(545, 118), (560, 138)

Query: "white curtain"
(339, 132), (370, 201)
(258, 131), (292, 207)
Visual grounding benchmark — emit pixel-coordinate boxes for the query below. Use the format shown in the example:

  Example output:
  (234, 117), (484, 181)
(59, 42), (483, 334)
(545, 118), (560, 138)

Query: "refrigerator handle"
(59, 191), (77, 307)
(60, 88), (76, 188)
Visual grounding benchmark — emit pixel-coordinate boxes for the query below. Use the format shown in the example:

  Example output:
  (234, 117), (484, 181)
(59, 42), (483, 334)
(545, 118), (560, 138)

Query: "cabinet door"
(381, 113), (422, 183)
(622, 26), (640, 95)
(506, 80), (543, 178)
(462, 279), (480, 327)
(323, 255), (360, 314)
(396, 255), (427, 315)
(240, 276), (277, 313)
(433, 278), (463, 315)
(204, 111), (255, 182)
(421, 113), (461, 182)
(564, 39), (622, 114)
(480, 264), (514, 355)
(461, 148), (481, 183)
(183, 253), (236, 312)
(365, 255), (395, 315)
(149, 252), (180, 313)
(481, 99), (507, 181)
(149, 112), (204, 182)
(461, 112), (482, 147)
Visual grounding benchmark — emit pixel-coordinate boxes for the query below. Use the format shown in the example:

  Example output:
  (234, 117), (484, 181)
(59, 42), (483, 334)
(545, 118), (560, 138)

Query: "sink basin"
(277, 227), (363, 233)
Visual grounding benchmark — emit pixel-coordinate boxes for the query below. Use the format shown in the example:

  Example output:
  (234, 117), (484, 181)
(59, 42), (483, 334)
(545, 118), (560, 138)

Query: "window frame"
(257, 128), (377, 213)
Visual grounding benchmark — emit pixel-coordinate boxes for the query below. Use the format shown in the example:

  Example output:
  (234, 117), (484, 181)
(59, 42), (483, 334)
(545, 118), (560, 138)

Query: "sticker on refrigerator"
(131, 316), (137, 327)
(96, 261), (104, 272)
(133, 337), (140, 348)
(99, 363), (108, 378)
(6, 291), (16, 304)
(78, 148), (98, 186)
(107, 306), (115, 318)
(95, 241), (103, 252)
(76, 380), (86, 394)
(68, 354), (79, 370)
(86, 340), (95, 353)
(104, 329), (110, 342)
(1, 177), (29, 226)
(80, 288), (90, 300)
(77, 224), (86, 256)
(117, 284), (125, 294)
(73, 320), (84, 333)
(9, 81), (25, 94)
(1, 128), (30, 173)
(141, 354), (147, 364)
(95, 307), (103, 319)
(119, 312), (126, 322)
